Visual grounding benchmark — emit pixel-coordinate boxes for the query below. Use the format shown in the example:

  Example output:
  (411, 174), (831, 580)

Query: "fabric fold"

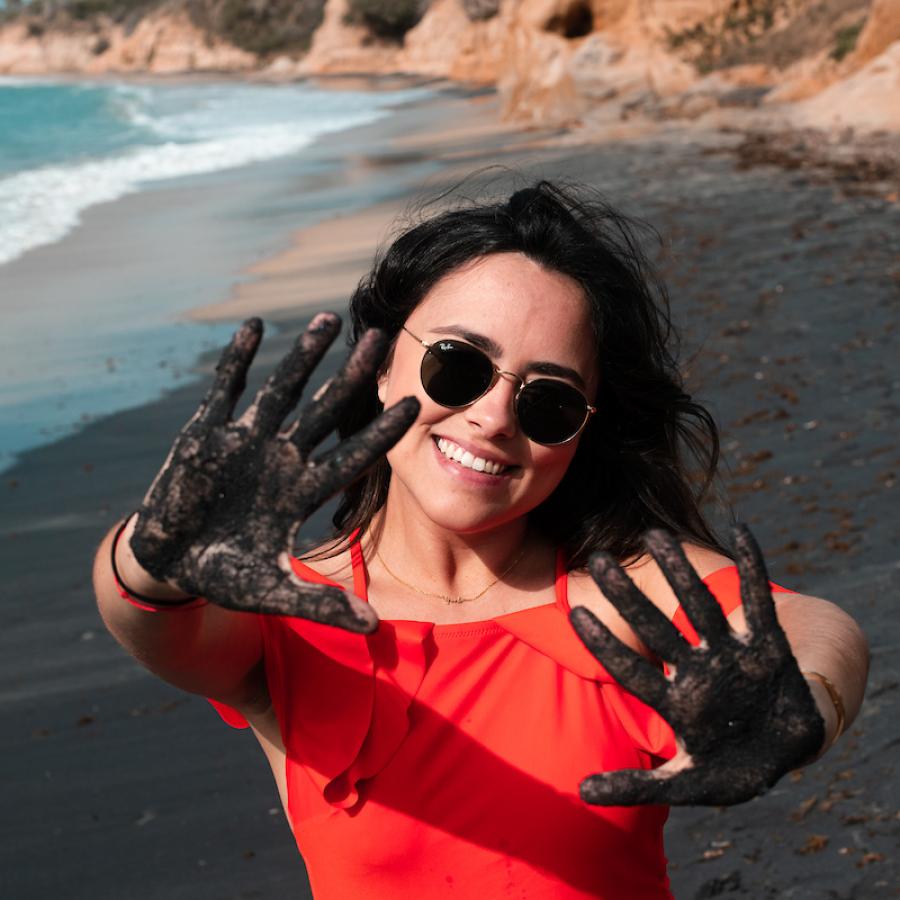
(494, 603), (618, 683)
(273, 560), (436, 811)
(208, 557), (438, 811)
(494, 603), (674, 760)
(304, 618), (434, 809)
(492, 565), (776, 762)
(210, 558), (793, 810)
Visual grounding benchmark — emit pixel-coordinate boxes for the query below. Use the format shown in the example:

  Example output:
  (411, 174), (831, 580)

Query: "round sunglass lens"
(421, 340), (494, 408)
(516, 380), (588, 445)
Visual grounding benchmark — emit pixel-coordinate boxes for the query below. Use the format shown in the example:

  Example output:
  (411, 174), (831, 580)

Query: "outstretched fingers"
(291, 329), (392, 456)
(588, 552), (691, 666)
(299, 397), (421, 513)
(194, 318), (263, 427)
(569, 606), (671, 713)
(732, 524), (780, 640)
(644, 530), (731, 646)
(242, 312), (342, 438)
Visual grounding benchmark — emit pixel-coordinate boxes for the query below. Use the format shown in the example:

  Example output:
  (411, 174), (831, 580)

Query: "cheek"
(528, 443), (579, 490)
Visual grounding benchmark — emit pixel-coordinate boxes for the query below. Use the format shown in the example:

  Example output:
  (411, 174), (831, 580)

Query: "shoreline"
(1, 78), (897, 899)
(0, 76), (475, 472)
(189, 83), (900, 326)
(188, 86), (554, 323)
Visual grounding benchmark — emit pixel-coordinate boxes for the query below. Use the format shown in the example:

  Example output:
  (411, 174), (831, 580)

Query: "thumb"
(213, 562), (379, 634)
(580, 769), (673, 807)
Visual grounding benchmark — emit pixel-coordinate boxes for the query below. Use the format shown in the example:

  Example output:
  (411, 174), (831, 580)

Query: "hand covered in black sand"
(570, 526), (825, 806)
(128, 314), (418, 634)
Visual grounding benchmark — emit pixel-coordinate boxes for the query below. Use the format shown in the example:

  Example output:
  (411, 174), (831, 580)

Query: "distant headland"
(1, 0), (899, 142)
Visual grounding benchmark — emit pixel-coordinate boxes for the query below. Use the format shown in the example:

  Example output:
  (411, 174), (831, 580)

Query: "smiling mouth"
(435, 437), (512, 476)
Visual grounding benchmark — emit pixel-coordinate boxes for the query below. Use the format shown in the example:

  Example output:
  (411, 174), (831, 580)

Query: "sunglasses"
(402, 326), (596, 446)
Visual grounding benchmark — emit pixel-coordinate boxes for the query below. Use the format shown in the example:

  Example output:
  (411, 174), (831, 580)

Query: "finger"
(241, 312), (342, 437)
(299, 397), (420, 513)
(211, 568), (379, 634)
(194, 318), (263, 427)
(569, 606), (670, 713)
(580, 764), (765, 807)
(644, 529), (731, 646)
(588, 552), (691, 665)
(732, 523), (780, 639)
(291, 329), (391, 456)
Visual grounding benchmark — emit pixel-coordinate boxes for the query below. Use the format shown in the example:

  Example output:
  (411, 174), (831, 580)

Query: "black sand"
(1, 92), (898, 898)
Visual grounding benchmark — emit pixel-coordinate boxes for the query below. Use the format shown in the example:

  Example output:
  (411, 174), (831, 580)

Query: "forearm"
(94, 518), (205, 663)
(775, 592), (870, 756)
(93, 520), (263, 702)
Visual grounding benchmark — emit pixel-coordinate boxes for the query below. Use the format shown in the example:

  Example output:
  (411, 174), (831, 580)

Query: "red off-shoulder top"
(210, 546), (788, 898)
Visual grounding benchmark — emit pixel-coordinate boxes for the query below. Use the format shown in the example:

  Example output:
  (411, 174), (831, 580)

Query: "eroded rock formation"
(1, 0), (897, 134)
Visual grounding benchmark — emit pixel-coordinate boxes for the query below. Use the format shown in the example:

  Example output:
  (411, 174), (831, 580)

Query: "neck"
(366, 494), (533, 601)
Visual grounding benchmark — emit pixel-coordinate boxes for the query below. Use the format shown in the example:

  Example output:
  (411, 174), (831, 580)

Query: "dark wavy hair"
(329, 180), (727, 567)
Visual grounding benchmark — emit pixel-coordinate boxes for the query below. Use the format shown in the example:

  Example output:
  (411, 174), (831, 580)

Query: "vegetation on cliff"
(1, 0), (328, 55)
(188, 0), (326, 55)
(341, 0), (425, 41)
(665, 0), (870, 73)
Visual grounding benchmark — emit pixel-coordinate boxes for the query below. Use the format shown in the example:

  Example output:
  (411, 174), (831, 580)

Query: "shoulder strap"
(349, 536), (369, 602)
(289, 529), (369, 603)
(554, 548), (569, 613)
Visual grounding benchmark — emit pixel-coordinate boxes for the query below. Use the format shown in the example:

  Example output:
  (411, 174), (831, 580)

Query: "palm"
(129, 314), (418, 633)
(570, 526), (824, 806)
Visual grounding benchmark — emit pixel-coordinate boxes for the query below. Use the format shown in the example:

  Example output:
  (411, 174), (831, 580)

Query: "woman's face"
(377, 252), (599, 536)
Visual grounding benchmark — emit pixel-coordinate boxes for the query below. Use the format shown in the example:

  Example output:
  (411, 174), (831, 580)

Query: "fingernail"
(310, 312), (339, 333)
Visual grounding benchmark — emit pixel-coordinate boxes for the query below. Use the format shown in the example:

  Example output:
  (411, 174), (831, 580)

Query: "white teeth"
(436, 438), (507, 475)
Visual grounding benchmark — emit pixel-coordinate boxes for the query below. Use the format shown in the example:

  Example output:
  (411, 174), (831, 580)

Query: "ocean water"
(0, 78), (426, 266)
(0, 77), (429, 472)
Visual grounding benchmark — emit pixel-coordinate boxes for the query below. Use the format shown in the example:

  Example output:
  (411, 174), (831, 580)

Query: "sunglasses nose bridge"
(464, 365), (521, 439)
(494, 367), (525, 394)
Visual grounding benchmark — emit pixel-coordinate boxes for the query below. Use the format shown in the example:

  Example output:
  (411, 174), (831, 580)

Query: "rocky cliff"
(1, 0), (898, 134)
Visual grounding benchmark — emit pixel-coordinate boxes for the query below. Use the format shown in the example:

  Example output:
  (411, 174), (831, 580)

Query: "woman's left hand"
(570, 525), (825, 806)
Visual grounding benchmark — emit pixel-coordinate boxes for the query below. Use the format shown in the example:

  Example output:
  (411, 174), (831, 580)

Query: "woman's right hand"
(123, 313), (417, 634)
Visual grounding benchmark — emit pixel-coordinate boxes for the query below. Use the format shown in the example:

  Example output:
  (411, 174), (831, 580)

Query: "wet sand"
(1, 87), (898, 899)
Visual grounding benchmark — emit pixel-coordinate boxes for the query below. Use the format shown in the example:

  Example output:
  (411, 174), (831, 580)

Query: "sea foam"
(0, 80), (426, 267)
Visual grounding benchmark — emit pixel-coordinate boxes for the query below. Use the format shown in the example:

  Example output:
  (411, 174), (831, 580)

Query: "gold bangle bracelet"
(802, 670), (846, 749)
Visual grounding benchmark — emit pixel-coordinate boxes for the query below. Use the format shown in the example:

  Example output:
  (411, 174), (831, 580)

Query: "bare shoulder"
(567, 542), (734, 628)
(628, 542), (734, 619)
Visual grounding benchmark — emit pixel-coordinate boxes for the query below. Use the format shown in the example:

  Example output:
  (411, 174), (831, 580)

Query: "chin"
(404, 487), (549, 536)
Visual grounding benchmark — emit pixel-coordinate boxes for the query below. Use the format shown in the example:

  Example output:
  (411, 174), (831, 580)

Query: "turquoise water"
(0, 78), (425, 266)
(0, 79), (152, 175)
(0, 77), (429, 472)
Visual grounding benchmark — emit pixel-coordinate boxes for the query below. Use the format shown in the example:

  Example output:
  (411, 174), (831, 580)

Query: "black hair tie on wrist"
(111, 515), (199, 608)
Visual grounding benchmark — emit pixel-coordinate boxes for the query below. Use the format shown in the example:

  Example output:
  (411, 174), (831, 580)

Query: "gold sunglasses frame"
(401, 325), (596, 446)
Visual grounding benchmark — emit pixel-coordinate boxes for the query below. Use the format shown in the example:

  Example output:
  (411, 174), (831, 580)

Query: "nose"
(463, 370), (520, 441)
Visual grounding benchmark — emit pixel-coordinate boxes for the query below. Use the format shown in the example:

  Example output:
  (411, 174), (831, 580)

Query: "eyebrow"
(427, 324), (588, 391)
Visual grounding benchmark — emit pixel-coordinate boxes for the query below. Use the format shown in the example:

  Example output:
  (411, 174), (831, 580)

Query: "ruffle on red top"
(469, 564), (792, 763)
(209, 557), (792, 810)
(493, 604), (677, 761)
(237, 558), (436, 811)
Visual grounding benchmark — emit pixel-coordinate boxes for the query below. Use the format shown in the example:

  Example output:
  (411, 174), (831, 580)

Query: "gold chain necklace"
(375, 546), (527, 605)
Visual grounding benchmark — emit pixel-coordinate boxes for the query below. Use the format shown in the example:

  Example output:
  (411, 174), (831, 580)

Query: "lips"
(435, 437), (512, 475)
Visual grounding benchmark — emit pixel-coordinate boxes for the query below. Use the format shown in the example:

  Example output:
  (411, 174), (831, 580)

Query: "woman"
(93, 182), (868, 898)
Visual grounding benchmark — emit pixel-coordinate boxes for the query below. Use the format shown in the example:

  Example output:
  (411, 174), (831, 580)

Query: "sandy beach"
(1, 80), (897, 899)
